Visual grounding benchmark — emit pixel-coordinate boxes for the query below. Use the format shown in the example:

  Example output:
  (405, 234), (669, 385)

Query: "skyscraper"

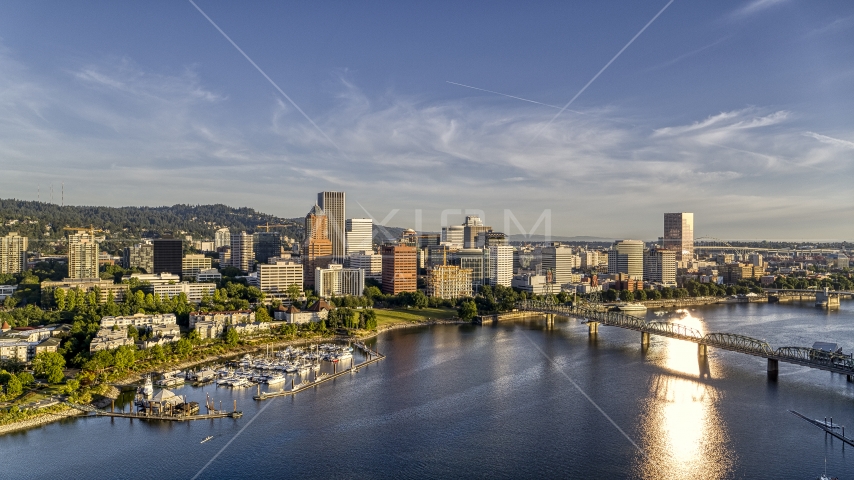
(303, 205), (333, 289)
(462, 215), (491, 249)
(123, 242), (154, 273)
(643, 248), (676, 285)
(488, 245), (514, 287)
(317, 191), (345, 259)
(541, 245), (577, 285)
(607, 240), (644, 280)
(152, 238), (183, 277)
(345, 218), (372, 255)
(230, 232), (255, 273)
(380, 244), (417, 295)
(253, 232), (282, 263)
(214, 228), (231, 249)
(663, 213), (694, 261)
(0, 232), (27, 274)
(68, 232), (99, 279)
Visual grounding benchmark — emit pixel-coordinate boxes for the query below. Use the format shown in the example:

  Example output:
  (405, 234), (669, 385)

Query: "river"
(2, 301), (853, 479)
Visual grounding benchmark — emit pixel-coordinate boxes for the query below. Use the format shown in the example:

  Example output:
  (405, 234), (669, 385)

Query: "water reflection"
(639, 309), (734, 479)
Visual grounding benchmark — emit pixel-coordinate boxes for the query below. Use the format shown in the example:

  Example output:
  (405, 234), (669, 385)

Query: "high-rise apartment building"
(380, 244), (417, 295)
(123, 242), (154, 273)
(427, 265), (472, 299)
(303, 205), (333, 289)
(152, 238), (183, 278)
(345, 218), (373, 255)
(0, 232), (27, 274)
(579, 250), (600, 270)
(317, 191), (346, 259)
(253, 232), (282, 263)
(663, 213), (694, 261)
(315, 264), (365, 298)
(488, 245), (514, 287)
(643, 248), (676, 285)
(257, 259), (303, 300)
(214, 228), (231, 249)
(68, 232), (99, 279)
(230, 232), (255, 273)
(607, 240), (644, 280)
(542, 245), (578, 285)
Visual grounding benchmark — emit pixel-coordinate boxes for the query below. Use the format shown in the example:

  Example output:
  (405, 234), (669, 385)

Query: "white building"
(488, 245), (514, 287)
(608, 240), (644, 280)
(345, 218), (373, 256)
(316, 264), (365, 298)
(511, 274), (551, 295)
(129, 272), (181, 286)
(68, 232), (98, 279)
(101, 313), (177, 328)
(257, 259), (303, 300)
(441, 225), (464, 247)
(0, 232), (27, 274)
(182, 254), (212, 280)
(579, 250), (600, 270)
(230, 231), (254, 273)
(90, 328), (135, 352)
(197, 268), (222, 282)
(348, 251), (382, 281)
(643, 248), (677, 286)
(152, 282), (216, 303)
(215, 228), (231, 249)
(541, 246), (578, 285)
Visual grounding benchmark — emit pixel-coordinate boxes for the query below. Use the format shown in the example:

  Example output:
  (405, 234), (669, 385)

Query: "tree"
(255, 306), (271, 322)
(32, 351), (66, 384)
(6, 375), (23, 396)
(458, 300), (477, 321)
(113, 345), (137, 371)
(16, 371), (34, 386)
(174, 338), (193, 357)
(619, 290), (634, 302)
(224, 328), (239, 346)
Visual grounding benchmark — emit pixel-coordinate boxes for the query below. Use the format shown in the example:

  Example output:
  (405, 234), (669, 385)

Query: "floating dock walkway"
(790, 410), (854, 447)
(94, 411), (243, 421)
(254, 344), (385, 401)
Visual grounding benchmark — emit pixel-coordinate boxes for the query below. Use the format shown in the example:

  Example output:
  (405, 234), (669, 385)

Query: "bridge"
(765, 288), (853, 308)
(517, 300), (854, 380)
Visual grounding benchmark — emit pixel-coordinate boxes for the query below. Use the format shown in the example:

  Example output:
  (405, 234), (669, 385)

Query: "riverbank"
(0, 406), (84, 436)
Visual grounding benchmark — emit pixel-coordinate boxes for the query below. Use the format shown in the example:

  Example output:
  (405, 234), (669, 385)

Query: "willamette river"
(2, 301), (853, 479)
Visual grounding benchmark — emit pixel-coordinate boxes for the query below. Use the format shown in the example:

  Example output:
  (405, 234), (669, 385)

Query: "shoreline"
(0, 407), (85, 436)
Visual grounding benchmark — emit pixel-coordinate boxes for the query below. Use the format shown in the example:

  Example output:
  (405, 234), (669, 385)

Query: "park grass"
(374, 307), (458, 327)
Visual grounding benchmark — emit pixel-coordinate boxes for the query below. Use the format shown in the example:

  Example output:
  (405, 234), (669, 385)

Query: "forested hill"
(0, 199), (303, 241)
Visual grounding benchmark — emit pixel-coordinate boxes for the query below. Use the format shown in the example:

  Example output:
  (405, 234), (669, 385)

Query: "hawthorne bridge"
(517, 300), (854, 381)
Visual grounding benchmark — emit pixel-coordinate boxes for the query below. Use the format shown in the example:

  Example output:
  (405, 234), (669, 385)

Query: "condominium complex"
(152, 282), (216, 303)
(230, 231), (254, 273)
(488, 245), (514, 287)
(42, 278), (129, 304)
(380, 244), (417, 295)
(303, 204), (333, 288)
(318, 191), (346, 259)
(315, 264), (365, 298)
(643, 248), (677, 285)
(182, 254), (212, 280)
(257, 259), (303, 299)
(123, 242), (154, 273)
(607, 240), (644, 280)
(345, 218), (373, 255)
(67, 232), (99, 279)
(214, 228), (231, 249)
(426, 265), (472, 299)
(0, 232), (27, 274)
(348, 251), (382, 280)
(663, 212), (694, 261)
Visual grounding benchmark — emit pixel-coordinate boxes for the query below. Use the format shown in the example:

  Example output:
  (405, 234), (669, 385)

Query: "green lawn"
(374, 307), (458, 327)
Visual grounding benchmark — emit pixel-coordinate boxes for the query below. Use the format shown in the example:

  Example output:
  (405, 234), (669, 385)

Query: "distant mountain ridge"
(508, 234), (616, 243)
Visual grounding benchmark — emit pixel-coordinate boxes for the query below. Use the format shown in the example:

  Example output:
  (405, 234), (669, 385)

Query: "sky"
(0, 0), (852, 241)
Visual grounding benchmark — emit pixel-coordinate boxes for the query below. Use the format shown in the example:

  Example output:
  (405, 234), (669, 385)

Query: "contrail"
(530, 0), (675, 142)
(188, 0), (344, 154)
(446, 81), (568, 111)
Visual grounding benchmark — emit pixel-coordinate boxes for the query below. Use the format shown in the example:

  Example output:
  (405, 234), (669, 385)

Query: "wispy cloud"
(732, 0), (788, 19)
(803, 132), (854, 149)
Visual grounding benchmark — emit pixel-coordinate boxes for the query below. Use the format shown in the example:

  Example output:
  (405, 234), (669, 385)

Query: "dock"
(789, 410), (854, 447)
(94, 411), (243, 421)
(254, 344), (385, 400)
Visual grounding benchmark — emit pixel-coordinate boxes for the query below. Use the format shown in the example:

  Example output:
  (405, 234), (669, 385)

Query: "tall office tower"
(317, 191), (346, 260)
(229, 232), (255, 273)
(0, 232), (28, 274)
(643, 248), (676, 285)
(441, 225), (464, 246)
(607, 240), (645, 280)
(488, 245), (514, 287)
(457, 248), (490, 292)
(476, 231), (507, 248)
(152, 238), (183, 278)
(345, 218), (373, 255)
(462, 216), (492, 249)
(123, 242), (154, 273)
(349, 250), (383, 280)
(541, 245), (578, 285)
(68, 232), (99, 279)
(303, 205), (333, 288)
(253, 232), (282, 263)
(663, 213), (694, 261)
(380, 244), (417, 295)
(214, 228), (231, 249)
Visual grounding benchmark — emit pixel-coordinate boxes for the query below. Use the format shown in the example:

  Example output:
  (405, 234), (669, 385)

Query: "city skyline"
(0, 2), (852, 240)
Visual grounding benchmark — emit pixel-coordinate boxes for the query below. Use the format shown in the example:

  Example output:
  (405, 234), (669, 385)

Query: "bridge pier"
(698, 344), (707, 356)
(587, 321), (599, 336)
(767, 358), (779, 379)
(641, 332), (650, 347)
(847, 375), (853, 383)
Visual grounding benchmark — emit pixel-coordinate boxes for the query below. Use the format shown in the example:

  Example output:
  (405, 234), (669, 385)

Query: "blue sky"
(0, 0), (852, 240)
